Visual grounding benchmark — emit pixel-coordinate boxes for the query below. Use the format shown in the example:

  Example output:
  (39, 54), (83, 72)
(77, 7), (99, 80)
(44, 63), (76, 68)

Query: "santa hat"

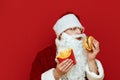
(53, 13), (84, 36)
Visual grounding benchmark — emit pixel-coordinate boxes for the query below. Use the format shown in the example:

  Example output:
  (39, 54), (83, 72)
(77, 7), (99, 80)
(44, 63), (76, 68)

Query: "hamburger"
(83, 36), (94, 51)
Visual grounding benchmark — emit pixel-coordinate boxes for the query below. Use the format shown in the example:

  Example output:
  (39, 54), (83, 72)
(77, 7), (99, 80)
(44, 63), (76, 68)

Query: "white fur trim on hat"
(53, 14), (83, 36)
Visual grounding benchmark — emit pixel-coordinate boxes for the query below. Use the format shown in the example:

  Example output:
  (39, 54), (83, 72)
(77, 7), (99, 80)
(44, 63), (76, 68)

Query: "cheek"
(65, 31), (75, 35)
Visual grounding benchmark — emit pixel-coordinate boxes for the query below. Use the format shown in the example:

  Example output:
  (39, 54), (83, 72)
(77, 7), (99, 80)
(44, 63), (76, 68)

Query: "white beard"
(55, 33), (88, 80)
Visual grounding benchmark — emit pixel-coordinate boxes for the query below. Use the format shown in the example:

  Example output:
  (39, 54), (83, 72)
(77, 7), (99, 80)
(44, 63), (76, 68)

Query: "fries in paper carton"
(56, 48), (76, 64)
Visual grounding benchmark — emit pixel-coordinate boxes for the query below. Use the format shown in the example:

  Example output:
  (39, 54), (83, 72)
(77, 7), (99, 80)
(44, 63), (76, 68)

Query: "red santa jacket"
(30, 43), (89, 80)
(30, 43), (57, 80)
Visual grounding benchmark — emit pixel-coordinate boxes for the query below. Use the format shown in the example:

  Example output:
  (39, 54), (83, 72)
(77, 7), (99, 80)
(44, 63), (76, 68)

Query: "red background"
(0, 0), (120, 80)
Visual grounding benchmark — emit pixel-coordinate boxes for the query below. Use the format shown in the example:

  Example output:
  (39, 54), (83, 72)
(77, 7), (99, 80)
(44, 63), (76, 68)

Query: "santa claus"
(41, 13), (104, 80)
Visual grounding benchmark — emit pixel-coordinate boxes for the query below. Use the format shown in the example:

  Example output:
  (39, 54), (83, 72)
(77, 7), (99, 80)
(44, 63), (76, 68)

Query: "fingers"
(56, 59), (74, 76)
(92, 39), (100, 54)
(59, 59), (73, 71)
(59, 59), (70, 67)
(61, 59), (73, 72)
(65, 64), (74, 72)
(92, 39), (99, 49)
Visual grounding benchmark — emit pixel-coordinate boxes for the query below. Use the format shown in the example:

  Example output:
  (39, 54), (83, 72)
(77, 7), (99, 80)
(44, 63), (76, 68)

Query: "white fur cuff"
(41, 68), (55, 80)
(85, 59), (104, 80)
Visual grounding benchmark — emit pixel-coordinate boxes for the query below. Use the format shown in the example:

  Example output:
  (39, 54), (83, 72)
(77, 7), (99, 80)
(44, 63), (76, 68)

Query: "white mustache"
(70, 34), (86, 39)
(61, 33), (86, 40)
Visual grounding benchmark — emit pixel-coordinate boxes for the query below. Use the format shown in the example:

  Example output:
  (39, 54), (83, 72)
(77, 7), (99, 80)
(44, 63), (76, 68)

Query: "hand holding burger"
(83, 36), (100, 61)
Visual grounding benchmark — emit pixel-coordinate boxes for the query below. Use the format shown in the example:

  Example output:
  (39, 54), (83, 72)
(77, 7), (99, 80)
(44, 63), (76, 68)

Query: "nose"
(75, 28), (81, 34)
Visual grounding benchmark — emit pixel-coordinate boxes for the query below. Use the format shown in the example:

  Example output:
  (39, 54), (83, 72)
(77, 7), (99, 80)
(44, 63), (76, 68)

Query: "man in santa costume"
(41, 13), (104, 80)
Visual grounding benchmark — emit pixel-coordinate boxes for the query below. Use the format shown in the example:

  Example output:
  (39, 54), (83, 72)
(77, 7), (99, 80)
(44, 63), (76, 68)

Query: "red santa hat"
(53, 13), (84, 37)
